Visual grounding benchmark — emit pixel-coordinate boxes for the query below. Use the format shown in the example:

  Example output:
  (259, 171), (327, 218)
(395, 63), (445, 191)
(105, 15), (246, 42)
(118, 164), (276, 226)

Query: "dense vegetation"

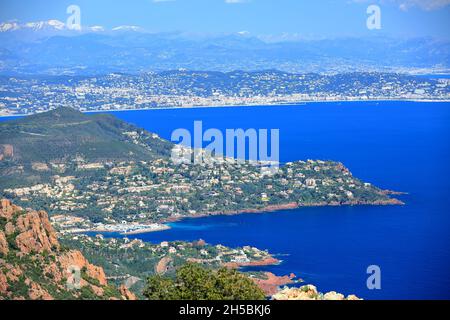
(60, 235), (274, 298)
(143, 263), (266, 300)
(0, 106), (172, 166)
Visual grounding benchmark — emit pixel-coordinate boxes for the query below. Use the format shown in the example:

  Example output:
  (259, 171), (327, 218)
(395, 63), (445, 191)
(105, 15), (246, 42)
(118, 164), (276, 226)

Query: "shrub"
(143, 263), (265, 300)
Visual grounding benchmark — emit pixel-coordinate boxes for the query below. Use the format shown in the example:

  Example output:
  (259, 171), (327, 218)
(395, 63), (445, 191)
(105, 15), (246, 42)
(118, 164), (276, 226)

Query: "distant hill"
(0, 107), (173, 164)
(0, 26), (448, 74)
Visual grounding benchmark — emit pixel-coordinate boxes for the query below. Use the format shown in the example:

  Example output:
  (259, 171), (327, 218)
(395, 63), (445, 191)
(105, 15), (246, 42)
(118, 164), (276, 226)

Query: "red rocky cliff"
(0, 199), (134, 300)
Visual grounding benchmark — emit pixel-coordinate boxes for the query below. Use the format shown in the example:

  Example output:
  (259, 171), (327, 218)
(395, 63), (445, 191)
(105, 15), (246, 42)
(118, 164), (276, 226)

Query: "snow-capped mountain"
(90, 26), (105, 32)
(0, 19), (120, 42)
(0, 22), (20, 32)
(0, 20), (68, 33)
(0, 20), (146, 35)
(24, 19), (66, 31)
(0, 19), (448, 76)
(111, 25), (145, 32)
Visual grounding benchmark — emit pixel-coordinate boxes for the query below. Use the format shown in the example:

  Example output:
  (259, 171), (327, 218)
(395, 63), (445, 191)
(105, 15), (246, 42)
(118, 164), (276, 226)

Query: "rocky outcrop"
(27, 281), (53, 300)
(0, 198), (124, 300)
(252, 272), (296, 296)
(0, 199), (20, 220)
(272, 285), (361, 300)
(14, 209), (59, 254)
(58, 250), (107, 286)
(0, 231), (8, 256)
(155, 256), (173, 275)
(2, 144), (13, 157)
(224, 256), (280, 269)
(119, 284), (137, 300)
(0, 144), (14, 161)
(0, 272), (8, 294)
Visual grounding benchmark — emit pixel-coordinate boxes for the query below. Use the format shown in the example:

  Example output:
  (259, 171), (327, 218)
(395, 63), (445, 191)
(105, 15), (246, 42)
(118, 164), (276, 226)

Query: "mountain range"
(0, 20), (139, 36)
(0, 20), (449, 75)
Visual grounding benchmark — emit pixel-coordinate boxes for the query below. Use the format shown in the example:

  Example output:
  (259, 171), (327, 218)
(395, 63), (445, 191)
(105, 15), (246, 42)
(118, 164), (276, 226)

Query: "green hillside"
(0, 107), (172, 164)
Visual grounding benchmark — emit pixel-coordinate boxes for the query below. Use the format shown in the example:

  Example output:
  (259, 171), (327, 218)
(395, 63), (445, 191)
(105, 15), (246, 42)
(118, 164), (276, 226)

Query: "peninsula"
(0, 107), (403, 232)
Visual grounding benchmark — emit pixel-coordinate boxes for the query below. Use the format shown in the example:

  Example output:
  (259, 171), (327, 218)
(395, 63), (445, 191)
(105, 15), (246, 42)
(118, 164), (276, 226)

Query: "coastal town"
(50, 214), (170, 235)
(1, 0), (449, 304)
(1, 197), (362, 300)
(59, 231), (360, 299)
(0, 71), (449, 116)
(0, 107), (399, 301)
(59, 233), (286, 296)
(2, 156), (400, 227)
(0, 107), (402, 239)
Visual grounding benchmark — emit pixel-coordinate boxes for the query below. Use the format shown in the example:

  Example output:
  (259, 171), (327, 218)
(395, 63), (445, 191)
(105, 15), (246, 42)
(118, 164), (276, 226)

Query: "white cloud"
(352, 0), (450, 11)
(152, 0), (251, 4)
(401, 0), (450, 10)
(225, 0), (251, 3)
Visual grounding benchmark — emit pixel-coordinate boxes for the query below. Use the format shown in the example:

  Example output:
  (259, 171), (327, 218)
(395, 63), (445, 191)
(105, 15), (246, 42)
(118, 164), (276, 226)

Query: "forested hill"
(0, 107), (173, 164)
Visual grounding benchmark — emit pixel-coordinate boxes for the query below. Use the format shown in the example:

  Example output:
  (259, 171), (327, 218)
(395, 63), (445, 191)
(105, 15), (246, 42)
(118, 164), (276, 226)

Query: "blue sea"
(4, 101), (450, 299)
(106, 101), (450, 300)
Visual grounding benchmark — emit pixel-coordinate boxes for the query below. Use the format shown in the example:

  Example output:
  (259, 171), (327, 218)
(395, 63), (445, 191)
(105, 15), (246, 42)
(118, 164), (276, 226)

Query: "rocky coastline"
(163, 197), (404, 224)
(251, 272), (297, 296)
(223, 256), (281, 269)
(272, 285), (361, 301)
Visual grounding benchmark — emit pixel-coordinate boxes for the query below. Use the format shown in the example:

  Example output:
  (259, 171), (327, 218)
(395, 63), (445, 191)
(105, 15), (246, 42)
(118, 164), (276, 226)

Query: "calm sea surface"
(108, 101), (450, 299)
(4, 101), (450, 299)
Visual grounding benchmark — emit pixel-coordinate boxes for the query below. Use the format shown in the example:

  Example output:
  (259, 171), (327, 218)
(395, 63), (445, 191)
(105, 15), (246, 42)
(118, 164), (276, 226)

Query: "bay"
(107, 101), (450, 300)
(3, 101), (449, 299)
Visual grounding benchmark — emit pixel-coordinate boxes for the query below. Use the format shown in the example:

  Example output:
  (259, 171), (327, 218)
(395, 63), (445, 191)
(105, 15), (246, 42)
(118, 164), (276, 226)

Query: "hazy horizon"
(0, 0), (449, 40)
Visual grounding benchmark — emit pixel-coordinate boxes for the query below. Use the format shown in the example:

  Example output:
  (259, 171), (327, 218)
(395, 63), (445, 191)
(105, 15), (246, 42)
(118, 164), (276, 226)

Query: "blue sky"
(0, 0), (449, 39)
